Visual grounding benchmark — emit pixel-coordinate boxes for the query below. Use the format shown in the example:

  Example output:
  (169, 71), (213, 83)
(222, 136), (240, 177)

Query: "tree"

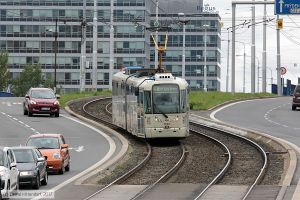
(0, 51), (8, 91)
(11, 64), (43, 96)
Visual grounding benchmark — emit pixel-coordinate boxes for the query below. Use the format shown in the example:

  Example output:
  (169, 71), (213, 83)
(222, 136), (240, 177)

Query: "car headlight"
(30, 100), (37, 105)
(20, 171), (34, 176)
(54, 101), (60, 105)
(53, 153), (61, 159)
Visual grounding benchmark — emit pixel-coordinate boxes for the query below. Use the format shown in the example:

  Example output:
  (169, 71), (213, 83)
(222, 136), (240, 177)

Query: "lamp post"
(45, 19), (65, 93)
(54, 19), (58, 93)
(267, 67), (273, 86)
(236, 41), (246, 93)
(178, 13), (189, 79)
(255, 56), (260, 93)
(203, 24), (209, 92)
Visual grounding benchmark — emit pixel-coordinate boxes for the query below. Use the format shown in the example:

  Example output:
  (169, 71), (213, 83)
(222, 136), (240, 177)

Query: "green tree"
(0, 51), (8, 91)
(11, 64), (43, 96)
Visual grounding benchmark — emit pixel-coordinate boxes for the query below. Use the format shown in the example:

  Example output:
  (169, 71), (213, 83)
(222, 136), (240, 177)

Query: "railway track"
(71, 97), (270, 200)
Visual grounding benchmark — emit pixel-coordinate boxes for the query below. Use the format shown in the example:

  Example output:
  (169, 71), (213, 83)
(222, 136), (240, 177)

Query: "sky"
(206, 0), (300, 92)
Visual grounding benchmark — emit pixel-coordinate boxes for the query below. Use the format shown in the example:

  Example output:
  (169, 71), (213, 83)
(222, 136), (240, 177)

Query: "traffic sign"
(280, 67), (287, 75)
(275, 0), (300, 15)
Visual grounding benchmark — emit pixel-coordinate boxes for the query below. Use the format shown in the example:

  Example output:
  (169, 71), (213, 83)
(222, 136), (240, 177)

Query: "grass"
(189, 91), (275, 110)
(58, 90), (275, 111)
(59, 90), (111, 108)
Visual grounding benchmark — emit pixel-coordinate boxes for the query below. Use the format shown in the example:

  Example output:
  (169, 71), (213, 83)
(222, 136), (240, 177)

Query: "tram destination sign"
(275, 0), (300, 15)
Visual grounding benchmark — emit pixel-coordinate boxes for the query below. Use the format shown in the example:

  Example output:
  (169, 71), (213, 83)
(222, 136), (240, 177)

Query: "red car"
(23, 88), (60, 117)
(292, 84), (300, 110)
(26, 134), (70, 174)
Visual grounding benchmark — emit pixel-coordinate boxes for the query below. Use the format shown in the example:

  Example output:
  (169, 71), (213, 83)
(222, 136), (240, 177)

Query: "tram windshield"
(152, 84), (180, 114)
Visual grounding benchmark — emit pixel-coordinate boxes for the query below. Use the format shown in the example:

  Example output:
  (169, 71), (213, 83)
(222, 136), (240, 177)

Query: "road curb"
(64, 105), (129, 186)
(189, 114), (297, 200)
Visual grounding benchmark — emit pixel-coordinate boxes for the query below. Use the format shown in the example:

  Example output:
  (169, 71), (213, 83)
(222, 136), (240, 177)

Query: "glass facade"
(150, 13), (221, 91)
(0, 0), (220, 92)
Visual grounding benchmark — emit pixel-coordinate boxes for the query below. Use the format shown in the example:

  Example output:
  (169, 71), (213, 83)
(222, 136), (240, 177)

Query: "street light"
(235, 41), (246, 93)
(178, 13), (190, 79)
(203, 24), (209, 92)
(267, 67), (273, 86)
(45, 19), (66, 93)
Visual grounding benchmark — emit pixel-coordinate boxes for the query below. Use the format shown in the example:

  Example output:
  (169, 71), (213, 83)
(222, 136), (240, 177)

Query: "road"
(211, 97), (300, 145)
(0, 97), (115, 199)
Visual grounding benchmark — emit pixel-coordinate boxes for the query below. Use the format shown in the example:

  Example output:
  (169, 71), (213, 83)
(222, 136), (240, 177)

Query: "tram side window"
(138, 91), (144, 106)
(180, 90), (187, 112)
(144, 91), (151, 114)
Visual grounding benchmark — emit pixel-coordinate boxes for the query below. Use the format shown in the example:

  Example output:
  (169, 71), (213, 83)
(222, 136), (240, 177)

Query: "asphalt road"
(212, 97), (300, 145)
(0, 97), (113, 197)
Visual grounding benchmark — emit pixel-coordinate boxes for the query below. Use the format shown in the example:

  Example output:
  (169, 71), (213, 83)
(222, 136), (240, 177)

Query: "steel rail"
(83, 142), (152, 200)
(190, 122), (268, 200)
(190, 129), (232, 200)
(130, 144), (188, 200)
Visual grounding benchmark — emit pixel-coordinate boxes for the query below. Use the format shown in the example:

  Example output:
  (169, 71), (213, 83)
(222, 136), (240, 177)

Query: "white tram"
(112, 67), (189, 139)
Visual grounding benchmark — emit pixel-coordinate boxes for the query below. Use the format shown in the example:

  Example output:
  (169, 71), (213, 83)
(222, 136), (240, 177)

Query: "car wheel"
(55, 112), (59, 117)
(292, 105), (296, 110)
(59, 164), (64, 175)
(23, 106), (28, 115)
(28, 111), (33, 117)
(32, 174), (40, 189)
(41, 171), (48, 186)
(65, 162), (70, 172)
(6, 181), (10, 198)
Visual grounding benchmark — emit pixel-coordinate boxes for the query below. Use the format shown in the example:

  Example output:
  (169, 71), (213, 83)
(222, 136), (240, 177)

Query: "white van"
(0, 147), (19, 199)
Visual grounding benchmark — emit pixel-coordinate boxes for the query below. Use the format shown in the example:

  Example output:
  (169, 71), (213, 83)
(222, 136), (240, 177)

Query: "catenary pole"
(92, 0), (98, 91)
(262, 0), (267, 92)
(80, 0), (87, 92)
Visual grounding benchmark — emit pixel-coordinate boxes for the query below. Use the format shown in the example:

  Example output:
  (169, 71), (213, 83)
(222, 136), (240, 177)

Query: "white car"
(0, 147), (19, 199)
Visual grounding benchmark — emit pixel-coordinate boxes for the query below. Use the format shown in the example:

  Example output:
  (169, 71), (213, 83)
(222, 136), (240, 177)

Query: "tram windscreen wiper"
(153, 103), (168, 118)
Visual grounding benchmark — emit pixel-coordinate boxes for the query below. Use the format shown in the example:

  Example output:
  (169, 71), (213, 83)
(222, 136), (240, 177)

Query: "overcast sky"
(206, 0), (300, 92)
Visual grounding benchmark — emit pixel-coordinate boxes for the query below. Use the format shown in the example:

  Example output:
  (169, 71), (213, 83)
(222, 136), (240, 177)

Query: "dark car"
(11, 147), (48, 189)
(292, 84), (300, 110)
(23, 88), (60, 117)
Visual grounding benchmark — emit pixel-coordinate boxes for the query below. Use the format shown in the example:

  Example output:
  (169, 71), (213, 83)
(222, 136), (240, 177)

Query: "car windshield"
(31, 90), (55, 99)
(0, 151), (4, 166)
(27, 137), (59, 149)
(13, 149), (34, 163)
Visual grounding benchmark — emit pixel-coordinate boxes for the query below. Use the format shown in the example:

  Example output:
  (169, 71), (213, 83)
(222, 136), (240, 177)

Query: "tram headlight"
(155, 117), (162, 122)
(173, 117), (179, 121)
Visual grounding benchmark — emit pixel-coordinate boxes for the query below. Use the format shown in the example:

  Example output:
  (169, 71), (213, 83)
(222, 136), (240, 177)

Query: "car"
(292, 84), (300, 110)
(26, 134), (70, 174)
(23, 88), (60, 117)
(0, 147), (19, 198)
(11, 147), (48, 189)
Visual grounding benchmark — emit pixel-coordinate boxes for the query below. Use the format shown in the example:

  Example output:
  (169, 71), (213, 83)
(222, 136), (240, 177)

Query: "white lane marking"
(1, 109), (40, 133)
(7, 102), (11, 107)
(76, 146), (85, 152)
(263, 103), (294, 128)
(32, 114), (116, 200)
